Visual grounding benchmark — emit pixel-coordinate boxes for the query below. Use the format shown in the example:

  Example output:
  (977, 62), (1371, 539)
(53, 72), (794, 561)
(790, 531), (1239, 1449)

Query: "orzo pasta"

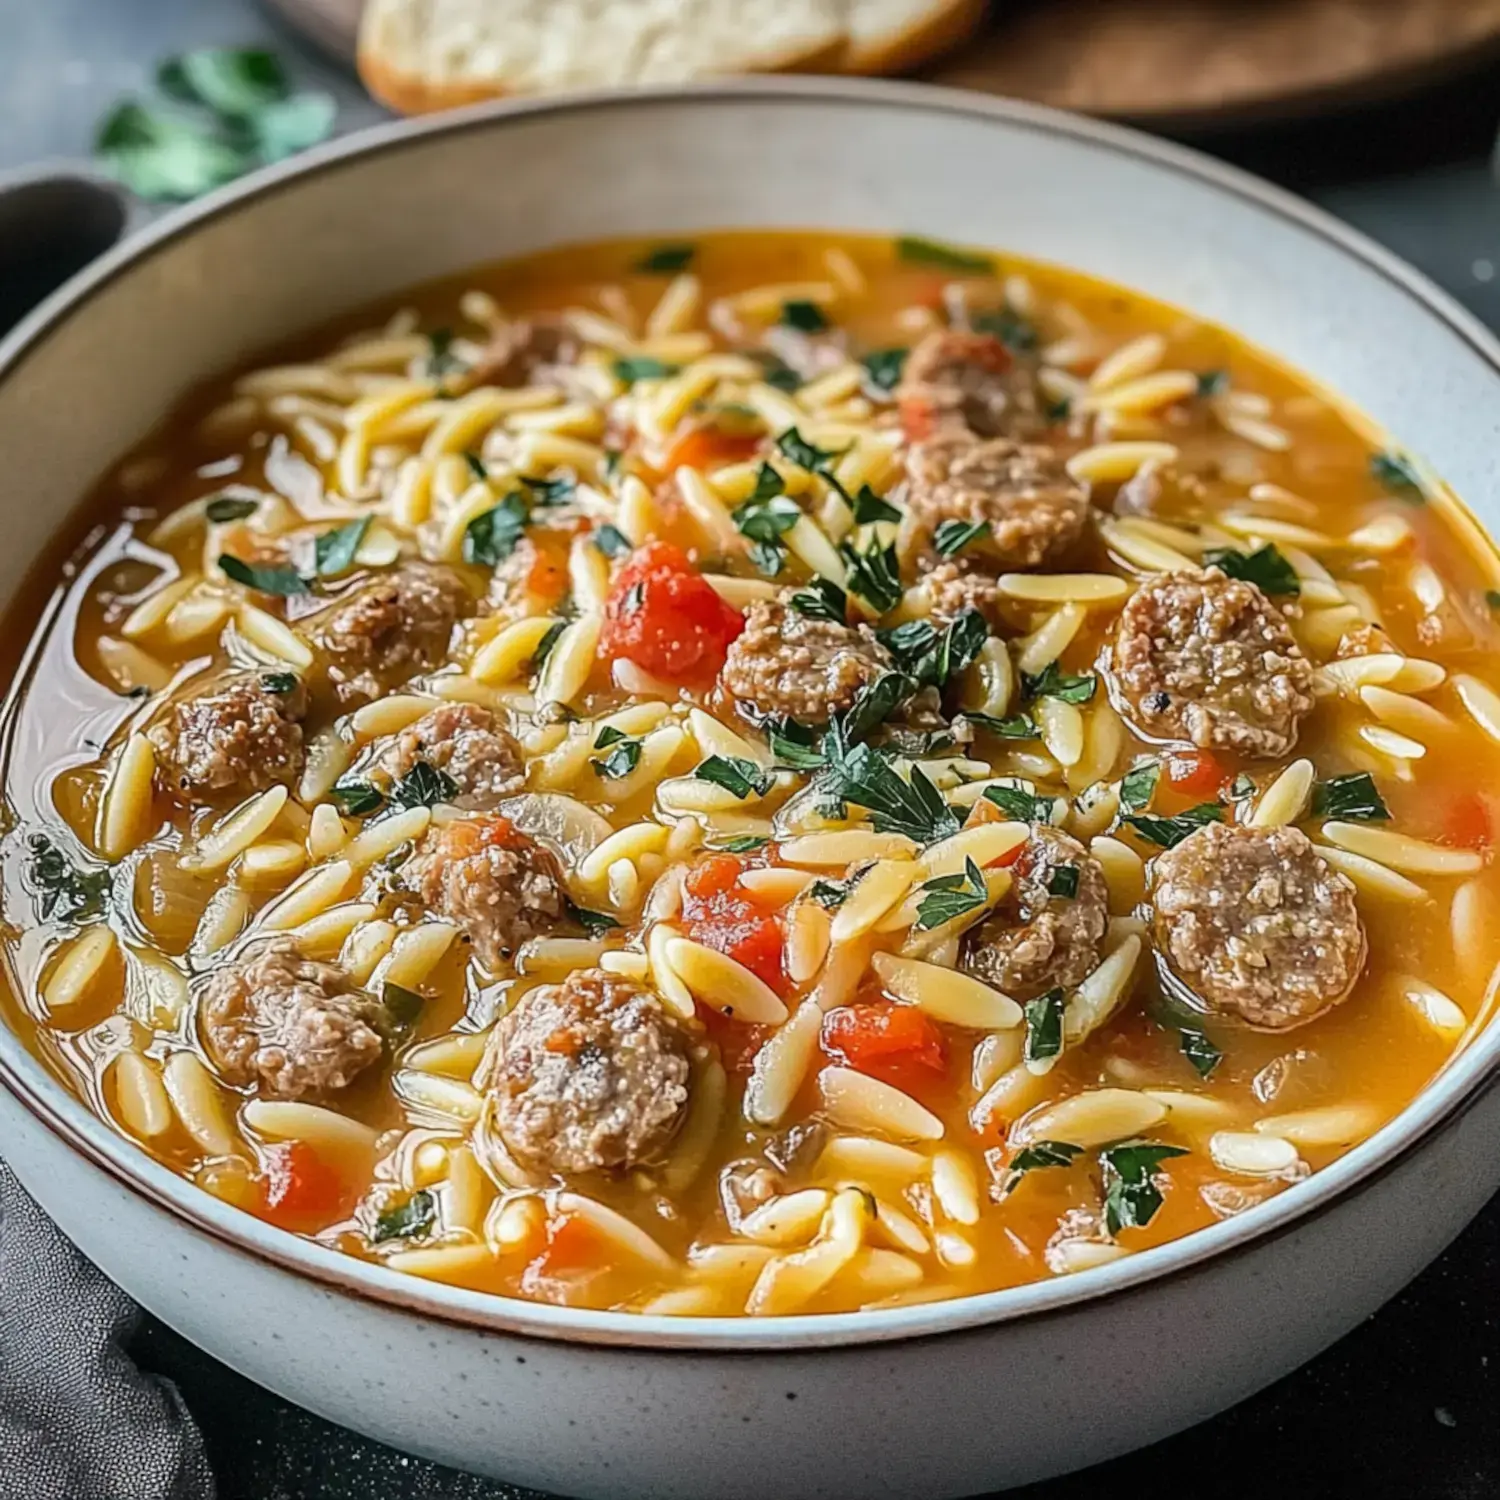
(5, 231), (1500, 1317)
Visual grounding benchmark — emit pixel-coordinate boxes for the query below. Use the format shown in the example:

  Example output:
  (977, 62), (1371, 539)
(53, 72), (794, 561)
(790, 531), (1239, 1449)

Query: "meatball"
(1150, 822), (1365, 1030)
(149, 672), (307, 801)
(717, 595), (893, 725)
(310, 561), (473, 705)
(372, 703), (524, 811)
(1108, 567), (1315, 758)
(402, 815), (570, 970)
(963, 828), (1110, 1000)
(904, 434), (1090, 572)
(470, 316), (580, 389)
(895, 330), (1044, 442)
(477, 967), (691, 1176)
(200, 936), (386, 1099)
(917, 558), (1006, 627)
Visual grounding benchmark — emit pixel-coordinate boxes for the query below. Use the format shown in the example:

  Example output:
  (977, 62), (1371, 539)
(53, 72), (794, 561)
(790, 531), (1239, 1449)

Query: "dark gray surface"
(4, 0), (1500, 1494)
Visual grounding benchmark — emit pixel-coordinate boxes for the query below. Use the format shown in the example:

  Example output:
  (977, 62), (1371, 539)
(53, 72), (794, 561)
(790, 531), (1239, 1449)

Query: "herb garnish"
(462, 451), (488, 481)
(594, 524), (632, 560)
(1196, 369), (1228, 397)
(463, 492), (529, 567)
(781, 299), (828, 333)
(823, 741), (960, 846)
(531, 620), (567, 671)
(850, 486), (902, 525)
(1100, 1140), (1189, 1234)
(997, 1140), (1083, 1197)
(694, 756), (772, 800)
(204, 494), (258, 523)
(217, 555), (309, 596)
(972, 305), (1038, 353)
(984, 783), (1043, 823)
(732, 486), (802, 578)
(330, 776), (383, 817)
(839, 534), (903, 615)
(1121, 802), (1224, 848)
(788, 578), (847, 624)
(260, 672), (299, 695)
(635, 243), (696, 274)
(896, 236), (993, 274)
(26, 835), (111, 922)
(372, 1190), (436, 1244)
(1022, 661), (1097, 705)
(382, 981), (425, 1029)
(568, 901), (621, 937)
(425, 327), (464, 381)
(1203, 542), (1300, 597)
(807, 878), (850, 909)
(1023, 989), (1065, 1065)
(933, 518), (988, 558)
(711, 834), (770, 855)
(767, 718), (828, 772)
(314, 516), (370, 577)
(962, 711), (1039, 740)
(522, 474), (576, 507)
(613, 356), (681, 386)
(915, 857), (989, 930)
(390, 761), (459, 810)
(1118, 760), (1160, 815)
(861, 348), (907, 393)
(1311, 771), (1390, 822)
(1371, 450), (1423, 499)
(1047, 866), (1080, 899)
(591, 727), (643, 779)
(836, 671), (917, 746)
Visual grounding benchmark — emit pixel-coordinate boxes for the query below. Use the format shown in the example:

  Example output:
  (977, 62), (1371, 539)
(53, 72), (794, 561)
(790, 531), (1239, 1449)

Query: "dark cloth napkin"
(0, 1158), (215, 1500)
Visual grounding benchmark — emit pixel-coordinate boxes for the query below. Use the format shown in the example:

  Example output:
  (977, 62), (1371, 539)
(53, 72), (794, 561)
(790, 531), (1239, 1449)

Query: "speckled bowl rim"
(3, 76), (1499, 1353)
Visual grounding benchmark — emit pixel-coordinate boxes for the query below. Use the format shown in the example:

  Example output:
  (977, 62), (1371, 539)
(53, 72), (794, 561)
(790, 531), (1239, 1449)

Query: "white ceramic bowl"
(3, 80), (1500, 1499)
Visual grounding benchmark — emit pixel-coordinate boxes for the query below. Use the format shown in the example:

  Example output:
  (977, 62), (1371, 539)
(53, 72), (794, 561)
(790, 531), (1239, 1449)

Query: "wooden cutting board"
(265, 0), (1500, 126)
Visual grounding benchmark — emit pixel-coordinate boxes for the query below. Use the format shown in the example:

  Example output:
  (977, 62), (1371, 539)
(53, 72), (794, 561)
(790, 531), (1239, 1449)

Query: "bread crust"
(840, 0), (987, 75)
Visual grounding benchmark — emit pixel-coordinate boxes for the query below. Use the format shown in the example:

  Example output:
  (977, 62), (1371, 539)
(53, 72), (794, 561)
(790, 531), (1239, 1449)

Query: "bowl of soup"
(3, 79), (1500, 1498)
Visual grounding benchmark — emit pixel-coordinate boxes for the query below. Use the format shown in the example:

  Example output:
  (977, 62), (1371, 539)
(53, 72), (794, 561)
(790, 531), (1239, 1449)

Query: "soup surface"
(5, 230), (1500, 1318)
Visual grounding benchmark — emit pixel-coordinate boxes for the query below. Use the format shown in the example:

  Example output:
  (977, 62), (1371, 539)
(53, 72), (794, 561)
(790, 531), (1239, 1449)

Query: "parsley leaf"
(1099, 1141), (1189, 1234)
(25, 835), (111, 922)
(694, 756), (771, 800)
(372, 1189), (436, 1244)
(568, 901), (621, 937)
(910, 607), (988, 690)
(834, 671), (917, 746)
(1023, 989), (1065, 1064)
(933, 518), (988, 558)
(1179, 1026), (1223, 1079)
(591, 736), (643, 779)
(961, 711), (1039, 740)
(1022, 661), (1096, 705)
(635, 243), (695, 274)
(788, 578), (847, 624)
(896, 236), (993, 274)
(1196, 369), (1228, 397)
(463, 451), (488, 481)
(1203, 542), (1300, 597)
(747, 462), (787, 502)
(767, 718), (828, 771)
(840, 535), (903, 615)
(158, 47), (287, 114)
(781, 299), (828, 333)
(217, 555), (309, 596)
(711, 834), (770, 854)
(260, 672), (299, 694)
(531, 620), (566, 671)
(613, 356), (680, 386)
(96, 102), (250, 202)
(972, 305), (1037, 353)
(1047, 865), (1080, 899)
(1121, 802), (1224, 848)
(1371, 450), (1423, 499)
(984, 783), (1042, 822)
(594, 524), (631, 559)
(314, 516), (370, 577)
(861, 348), (907, 393)
(851, 486), (902, 525)
(204, 494), (258, 523)
(915, 857), (988, 930)
(330, 776), (383, 817)
(1118, 761), (1160, 815)
(823, 742), (960, 845)
(997, 1140), (1083, 1198)
(732, 493), (801, 547)
(463, 492), (529, 567)
(807, 878), (850, 909)
(1311, 772), (1390, 822)
(777, 427), (841, 476)
(382, 981), (425, 1029)
(522, 474), (576, 507)
(390, 761), (459, 810)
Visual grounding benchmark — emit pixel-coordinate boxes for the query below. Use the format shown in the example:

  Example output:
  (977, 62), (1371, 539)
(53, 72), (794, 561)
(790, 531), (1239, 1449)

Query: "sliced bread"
(359, 0), (850, 113)
(841, 0), (987, 75)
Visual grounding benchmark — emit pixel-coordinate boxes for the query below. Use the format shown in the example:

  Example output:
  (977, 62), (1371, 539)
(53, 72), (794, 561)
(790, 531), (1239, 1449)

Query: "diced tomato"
(525, 543), (569, 608)
(1163, 749), (1227, 799)
(682, 852), (789, 999)
(599, 540), (744, 683)
(1445, 791), (1492, 850)
(821, 1002), (947, 1091)
(697, 1008), (773, 1075)
(663, 425), (762, 474)
(256, 1141), (352, 1230)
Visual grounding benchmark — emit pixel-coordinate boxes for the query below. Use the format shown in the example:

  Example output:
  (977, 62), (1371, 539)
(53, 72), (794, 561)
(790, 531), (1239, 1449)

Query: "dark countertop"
(5, 1), (1500, 1494)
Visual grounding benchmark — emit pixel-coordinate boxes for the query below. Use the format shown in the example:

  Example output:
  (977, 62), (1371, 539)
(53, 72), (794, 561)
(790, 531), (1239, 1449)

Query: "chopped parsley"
(711, 834), (770, 855)
(382, 981), (425, 1029)
(788, 578), (847, 624)
(372, 1189), (436, 1244)
(634, 243), (696, 274)
(780, 299), (828, 333)
(1203, 542), (1300, 597)
(807, 878), (850, 909)
(1196, 369), (1228, 397)
(759, 357), (802, 393)
(1371, 449), (1423, 499)
(1046, 865), (1080, 899)
(204, 494), (258, 523)
(217, 555), (309, 596)
(984, 783), (1043, 823)
(972, 305), (1037, 353)
(1100, 1140), (1189, 1234)
(896, 235), (993, 274)
(860, 347), (907, 393)
(390, 761), (459, 810)
(839, 534), (903, 616)
(1179, 1026), (1223, 1079)
(694, 756), (772, 800)
(878, 609), (986, 690)
(731, 487), (801, 578)
(26, 835), (111, 922)
(997, 1140), (1083, 1198)
(914, 857), (988, 930)
(835, 671), (917, 746)
(613, 356), (680, 386)
(568, 901), (621, 937)
(591, 729), (643, 779)
(260, 672), (298, 695)
(594, 523), (632, 559)
(531, 619), (567, 671)
(462, 451), (488, 481)
(1121, 801), (1224, 848)
(1023, 989), (1065, 1065)
(330, 776), (383, 817)
(962, 711), (1039, 740)
(522, 474), (576, 507)
(850, 486), (902, 525)
(1118, 761), (1160, 815)
(767, 717), (828, 772)
(314, 516), (370, 577)
(1022, 661), (1097, 705)
(1311, 771), (1390, 822)
(425, 326), (464, 380)
(933, 518), (988, 558)
(823, 740), (960, 846)
(462, 492), (529, 567)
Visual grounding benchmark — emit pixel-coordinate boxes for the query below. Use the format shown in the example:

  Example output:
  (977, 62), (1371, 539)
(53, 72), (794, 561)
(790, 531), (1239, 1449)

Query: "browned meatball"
(149, 672), (307, 801)
(963, 827), (1110, 1000)
(904, 434), (1089, 572)
(372, 703), (524, 811)
(1108, 567), (1315, 758)
(1150, 822), (1365, 1030)
(918, 558), (1006, 627)
(402, 815), (570, 970)
(476, 967), (692, 1176)
(470, 316), (581, 389)
(310, 561), (473, 705)
(199, 936), (386, 1099)
(896, 329), (1044, 442)
(718, 595), (892, 725)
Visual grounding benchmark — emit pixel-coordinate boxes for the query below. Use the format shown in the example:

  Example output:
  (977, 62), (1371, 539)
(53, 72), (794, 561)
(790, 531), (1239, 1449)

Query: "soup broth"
(5, 230), (1500, 1317)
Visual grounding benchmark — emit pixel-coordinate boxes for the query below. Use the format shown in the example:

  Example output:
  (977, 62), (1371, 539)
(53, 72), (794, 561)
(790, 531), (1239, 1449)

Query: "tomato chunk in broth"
(5, 229), (1500, 1319)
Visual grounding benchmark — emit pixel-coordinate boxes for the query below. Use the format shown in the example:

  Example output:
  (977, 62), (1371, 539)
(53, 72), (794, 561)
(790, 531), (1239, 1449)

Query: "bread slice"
(359, 0), (850, 114)
(840, 0), (987, 75)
